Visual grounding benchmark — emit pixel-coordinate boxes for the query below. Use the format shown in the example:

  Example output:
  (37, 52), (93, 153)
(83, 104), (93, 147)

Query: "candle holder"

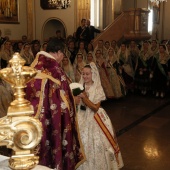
(0, 53), (42, 170)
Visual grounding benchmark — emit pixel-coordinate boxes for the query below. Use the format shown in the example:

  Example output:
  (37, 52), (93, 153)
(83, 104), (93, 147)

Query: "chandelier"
(150, 0), (167, 5)
(48, 0), (71, 9)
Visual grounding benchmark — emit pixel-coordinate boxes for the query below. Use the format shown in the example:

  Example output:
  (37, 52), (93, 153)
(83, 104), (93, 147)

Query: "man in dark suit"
(76, 18), (90, 46)
(56, 30), (66, 43)
(86, 19), (103, 42)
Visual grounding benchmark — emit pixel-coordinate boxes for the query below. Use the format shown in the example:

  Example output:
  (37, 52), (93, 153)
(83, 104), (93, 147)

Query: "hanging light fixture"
(150, 0), (167, 6)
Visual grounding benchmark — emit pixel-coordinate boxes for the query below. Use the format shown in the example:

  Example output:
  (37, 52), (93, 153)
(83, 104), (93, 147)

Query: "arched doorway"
(42, 18), (66, 42)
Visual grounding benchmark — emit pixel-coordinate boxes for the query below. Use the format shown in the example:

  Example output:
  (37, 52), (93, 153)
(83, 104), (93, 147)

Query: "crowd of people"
(0, 18), (170, 169)
(1, 22), (170, 100)
(0, 35), (124, 170)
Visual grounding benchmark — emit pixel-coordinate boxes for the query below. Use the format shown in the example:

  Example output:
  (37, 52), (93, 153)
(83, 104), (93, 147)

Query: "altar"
(0, 155), (51, 170)
(0, 53), (43, 170)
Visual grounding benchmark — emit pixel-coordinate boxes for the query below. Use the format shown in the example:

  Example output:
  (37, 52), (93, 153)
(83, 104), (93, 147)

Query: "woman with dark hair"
(128, 40), (139, 71)
(104, 41), (111, 51)
(13, 41), (23, 53)
(41, 42), (48, 52)
(111, 40), (119, 54)
(85, 51), (95, 64)
(73, 53), (86, 82)
(20, 43), (34, 66)
(134, 41), (153, 95)
(62, 55), (75, 83)
(117, 43), (134, 92)
(77, 40), (87, 59)
(31, 39), (41, 57)
(106, 48), (126, 98)
(65, 40), (77, 65)
(86, 42), (94, 53)
(151, 44), (170, 98)
(94, 39), (107, 60)
(95, 49), (114, 98)
(150, 40), (159, 57)
(0, 40), (14, 68)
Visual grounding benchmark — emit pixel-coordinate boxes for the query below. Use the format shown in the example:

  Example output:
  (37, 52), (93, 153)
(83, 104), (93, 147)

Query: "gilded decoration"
(0, 52), (42, 169)
(0, 0), (19, 24)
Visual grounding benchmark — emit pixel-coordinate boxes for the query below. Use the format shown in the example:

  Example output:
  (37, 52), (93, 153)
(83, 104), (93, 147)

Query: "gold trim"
(74, 98), (86, 169)
(33, 72), (86, 168)
(0, 52), (42, 169)
(31, 52), (86, 167)
(94, 113), (120, 164)
(36, 72), (61, 86)
(60, 90), (70, 111)
(94, 113), (120, 152)
(35, 78), (47, 118)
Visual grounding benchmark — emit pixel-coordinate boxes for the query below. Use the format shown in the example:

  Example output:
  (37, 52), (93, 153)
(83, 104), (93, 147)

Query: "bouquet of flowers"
(69, 83), (84, 96)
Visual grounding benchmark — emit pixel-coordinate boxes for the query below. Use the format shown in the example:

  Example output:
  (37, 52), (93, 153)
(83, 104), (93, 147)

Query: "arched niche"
(42, 18), (67, 42)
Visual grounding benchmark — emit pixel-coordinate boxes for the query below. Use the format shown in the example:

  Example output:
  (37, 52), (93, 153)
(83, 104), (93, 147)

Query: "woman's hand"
(74, 96), (81, 105)
(78, 91), (100, 112)
(78, 91), (87, 99)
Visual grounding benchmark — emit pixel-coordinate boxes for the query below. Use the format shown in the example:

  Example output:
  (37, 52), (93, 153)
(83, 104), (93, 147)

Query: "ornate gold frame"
(0, 0), (19, 24)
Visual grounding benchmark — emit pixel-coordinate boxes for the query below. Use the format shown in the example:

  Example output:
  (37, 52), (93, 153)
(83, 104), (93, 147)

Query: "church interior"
(0, 0), (170, 170)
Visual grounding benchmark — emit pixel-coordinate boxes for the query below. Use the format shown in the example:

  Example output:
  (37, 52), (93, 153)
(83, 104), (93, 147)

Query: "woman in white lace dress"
(62, 55), (75, 83)
(20, 43), (34, 66)
(73, 53), (86, 82)
(76, 62), (124, 170)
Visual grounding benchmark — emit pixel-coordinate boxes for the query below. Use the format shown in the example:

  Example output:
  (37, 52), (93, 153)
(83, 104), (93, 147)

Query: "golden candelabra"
(0, 53), (42, 169)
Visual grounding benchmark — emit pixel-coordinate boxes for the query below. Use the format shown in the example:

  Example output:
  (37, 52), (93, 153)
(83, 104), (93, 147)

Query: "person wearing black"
(65, 40), (77, 65)
(76, 19), (90, 46)
(0, 30), (6, 49)
(56, 30), (66, 43)
(31, 39), (41, 58)
(86, 19), (102, 42)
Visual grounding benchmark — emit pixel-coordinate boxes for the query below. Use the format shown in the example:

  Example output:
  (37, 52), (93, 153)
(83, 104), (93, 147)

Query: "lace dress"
(77, 62), (123, 170)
